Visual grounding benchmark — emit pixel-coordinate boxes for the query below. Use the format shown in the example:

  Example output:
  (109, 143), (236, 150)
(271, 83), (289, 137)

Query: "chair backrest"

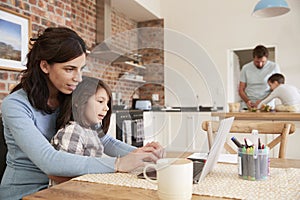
(0, 114), (7, 182)
(202, 120), (295, 158)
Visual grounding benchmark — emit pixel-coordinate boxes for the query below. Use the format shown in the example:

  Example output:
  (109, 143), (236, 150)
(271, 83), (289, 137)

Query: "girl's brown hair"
(56, 76), (112, 134)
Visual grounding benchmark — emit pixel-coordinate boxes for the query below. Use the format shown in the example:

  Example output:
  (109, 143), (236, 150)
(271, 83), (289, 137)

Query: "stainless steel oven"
(116, 110), (144, 147)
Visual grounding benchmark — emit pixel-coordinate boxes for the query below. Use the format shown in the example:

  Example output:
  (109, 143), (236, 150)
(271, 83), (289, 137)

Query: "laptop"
(138, 117), (234, 183)
(188, 117), (234, 183)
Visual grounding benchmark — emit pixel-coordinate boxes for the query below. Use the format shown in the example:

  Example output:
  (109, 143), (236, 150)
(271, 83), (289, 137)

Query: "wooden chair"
(202, 120), (295, 158)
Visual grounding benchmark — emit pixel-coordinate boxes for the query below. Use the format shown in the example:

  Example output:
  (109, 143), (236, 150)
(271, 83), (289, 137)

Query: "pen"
(231, 136), (244, 148)
(248, 147), (255, 181)
(242, 146), (248, 179)
(255, 148), (260, 180)
(244, 138), (248, 148)
(258, 138), (261, 149)
(244, 138), (253, 148)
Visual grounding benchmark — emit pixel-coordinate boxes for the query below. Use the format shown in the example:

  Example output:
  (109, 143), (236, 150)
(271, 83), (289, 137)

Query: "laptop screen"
(197, 117), (234, 182)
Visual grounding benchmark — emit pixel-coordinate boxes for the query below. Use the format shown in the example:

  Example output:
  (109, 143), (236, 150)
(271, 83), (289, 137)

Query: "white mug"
(143, 158), (193, 200)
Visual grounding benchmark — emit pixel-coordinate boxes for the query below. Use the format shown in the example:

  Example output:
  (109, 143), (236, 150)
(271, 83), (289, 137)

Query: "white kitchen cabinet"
(144, 112), (211, 152)
(166, 112), (211, 152)
(107, 113), (116, 139)
(143, 112), (169, 146)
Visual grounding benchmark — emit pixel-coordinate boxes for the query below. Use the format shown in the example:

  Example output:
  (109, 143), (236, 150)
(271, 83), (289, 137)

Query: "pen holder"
(238, 147), (269, 181)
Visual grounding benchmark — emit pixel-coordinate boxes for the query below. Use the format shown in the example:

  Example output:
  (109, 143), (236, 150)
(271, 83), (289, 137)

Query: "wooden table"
(23, 153), (300, 200)
(211, 111), (300, 121)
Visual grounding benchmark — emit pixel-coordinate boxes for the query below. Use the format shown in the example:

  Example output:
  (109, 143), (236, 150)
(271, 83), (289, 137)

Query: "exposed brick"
(29, 0), (37, 5)
(0, 93), (8, 100)
(55, 7), (63, 16)
(8, 83), (17, 91)
(31, 6), (46, 16)
(0, 1), (164, 107)
(0, 82), (6, 91)
(9, 72), (21, 81)
(37, 0), (46, 9)
(0, 72), (9, 80)
(47, 4), (54, 12)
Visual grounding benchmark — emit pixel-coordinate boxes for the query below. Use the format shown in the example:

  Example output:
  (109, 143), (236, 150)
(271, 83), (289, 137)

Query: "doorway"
(227, 46), (276, 103)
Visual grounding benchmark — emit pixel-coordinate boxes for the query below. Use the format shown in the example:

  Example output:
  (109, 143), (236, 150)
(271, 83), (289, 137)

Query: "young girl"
(258, 73), (300, 112)
(0, 27), (163, 199)
(49, 76), (142, 185)
(51, 76), (138, 159)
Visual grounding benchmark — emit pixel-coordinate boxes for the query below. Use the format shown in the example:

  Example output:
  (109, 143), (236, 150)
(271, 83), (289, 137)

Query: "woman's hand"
(116, 149), (158, 172)
(116, 142), (165, 172)
(142, 141), (165, 159)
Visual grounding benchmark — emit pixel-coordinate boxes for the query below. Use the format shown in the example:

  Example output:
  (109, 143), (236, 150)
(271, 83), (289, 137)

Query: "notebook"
(188, 117), (234, 183)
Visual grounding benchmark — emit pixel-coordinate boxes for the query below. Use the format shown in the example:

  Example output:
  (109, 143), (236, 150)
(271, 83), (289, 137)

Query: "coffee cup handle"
(143, 164), (157, 184)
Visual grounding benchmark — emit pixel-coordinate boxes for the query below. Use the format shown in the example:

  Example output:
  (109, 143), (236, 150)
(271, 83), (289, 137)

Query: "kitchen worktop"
(113, 106), (223, 113)
(113, 109), (202, 113)
(211, 111), (300, 121)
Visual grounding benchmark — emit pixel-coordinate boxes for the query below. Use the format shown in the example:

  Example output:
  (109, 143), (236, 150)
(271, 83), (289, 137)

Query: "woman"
(0, 27), (163, 199)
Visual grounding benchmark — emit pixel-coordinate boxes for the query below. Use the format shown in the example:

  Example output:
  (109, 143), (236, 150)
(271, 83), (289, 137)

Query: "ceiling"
(111, 0), (159, 22)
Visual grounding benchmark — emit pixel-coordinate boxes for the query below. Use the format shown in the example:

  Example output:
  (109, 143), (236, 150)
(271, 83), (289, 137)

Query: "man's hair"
(268, 73), (285, 84)
(253, 45), (269, 58)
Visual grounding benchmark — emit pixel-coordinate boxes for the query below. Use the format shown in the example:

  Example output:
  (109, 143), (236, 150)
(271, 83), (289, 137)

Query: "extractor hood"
(89, 42), (138, 63)
(94, 0), (136, 63)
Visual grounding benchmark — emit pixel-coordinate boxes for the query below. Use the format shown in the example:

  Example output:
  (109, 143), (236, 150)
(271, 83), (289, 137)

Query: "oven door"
(116, 110), (144, 147)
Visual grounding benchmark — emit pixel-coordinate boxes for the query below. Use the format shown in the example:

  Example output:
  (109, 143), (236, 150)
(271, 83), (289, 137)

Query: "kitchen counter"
(113, 106), (222, 113)
(211, 111), (300, 121)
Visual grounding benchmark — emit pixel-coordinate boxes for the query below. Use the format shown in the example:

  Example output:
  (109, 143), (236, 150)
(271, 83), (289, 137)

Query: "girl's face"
(40, 54), (86, 95)
(84, 87), (110, 125)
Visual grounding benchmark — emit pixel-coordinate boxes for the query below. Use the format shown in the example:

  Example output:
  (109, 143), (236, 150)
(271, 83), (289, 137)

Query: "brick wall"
(138, 19), (164, 106)
(0, 1), (164, 109)
(1, 0), (96, 46)
(0, 0), (97, 107)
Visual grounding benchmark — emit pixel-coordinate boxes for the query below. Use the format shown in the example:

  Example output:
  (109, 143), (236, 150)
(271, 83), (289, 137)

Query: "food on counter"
(260, 104), (272, 112)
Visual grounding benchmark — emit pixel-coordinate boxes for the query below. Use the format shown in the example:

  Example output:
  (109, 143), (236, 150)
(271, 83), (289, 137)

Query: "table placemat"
(73, 164), (300, 200)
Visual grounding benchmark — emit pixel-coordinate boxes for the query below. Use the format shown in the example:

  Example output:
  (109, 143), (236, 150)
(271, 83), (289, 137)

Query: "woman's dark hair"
(11, 27), (87, 114)
(268, 73), (285, 84)
(253, 45), (269, 58)
(56, 76), (112, 134)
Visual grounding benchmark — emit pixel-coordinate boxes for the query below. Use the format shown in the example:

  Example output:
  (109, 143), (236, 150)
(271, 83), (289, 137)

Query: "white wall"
(158, 0), (300, 159)
(135, 0), (161, 18)
(160, 0), (300, 107)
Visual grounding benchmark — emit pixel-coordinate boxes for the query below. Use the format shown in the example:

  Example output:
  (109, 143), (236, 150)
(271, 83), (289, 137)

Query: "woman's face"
(84, 87), (110, 125)
(41, 54), (86, 94)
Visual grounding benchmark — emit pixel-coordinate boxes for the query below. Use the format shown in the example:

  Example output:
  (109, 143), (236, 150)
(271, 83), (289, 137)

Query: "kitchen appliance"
(132, 99), (152, 111)
(116, 110), (144, 147)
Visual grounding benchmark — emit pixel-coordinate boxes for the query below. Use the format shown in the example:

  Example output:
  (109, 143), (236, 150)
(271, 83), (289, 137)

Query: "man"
(239, 45), (280, 110)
